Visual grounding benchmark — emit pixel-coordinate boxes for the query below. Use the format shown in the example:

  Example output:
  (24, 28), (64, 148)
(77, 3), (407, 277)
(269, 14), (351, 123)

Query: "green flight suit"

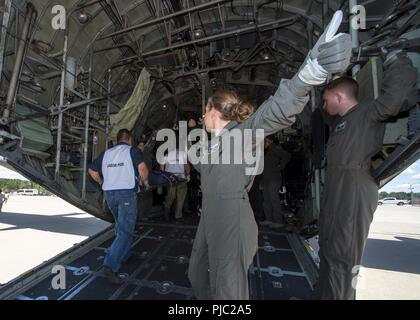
(315, 57), (418, 300)
(188, 76), (311, 299)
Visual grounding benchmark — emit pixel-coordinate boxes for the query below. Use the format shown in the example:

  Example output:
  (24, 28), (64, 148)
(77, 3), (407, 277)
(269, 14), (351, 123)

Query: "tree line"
(0, 179), (52, 195)
(379, 191), (420, 200)
(1, 178), (418, 200)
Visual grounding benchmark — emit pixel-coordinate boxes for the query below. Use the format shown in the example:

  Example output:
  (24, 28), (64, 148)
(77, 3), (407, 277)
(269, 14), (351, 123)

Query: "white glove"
(310, 10), (344, 60)
(298, 58), (329, 85)
(298, 11), (352, 85)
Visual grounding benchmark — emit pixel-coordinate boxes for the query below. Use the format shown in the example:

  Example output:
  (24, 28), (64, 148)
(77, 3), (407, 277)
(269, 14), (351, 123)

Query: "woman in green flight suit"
(187, 10), (353, 299)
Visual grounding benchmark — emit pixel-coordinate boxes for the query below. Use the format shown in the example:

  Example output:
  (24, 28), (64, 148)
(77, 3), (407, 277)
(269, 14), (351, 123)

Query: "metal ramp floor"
(1, 223), (317, 300)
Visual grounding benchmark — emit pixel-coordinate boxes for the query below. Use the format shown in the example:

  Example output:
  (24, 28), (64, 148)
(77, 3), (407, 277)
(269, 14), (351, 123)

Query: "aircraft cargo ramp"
(0, 221), (318, 300)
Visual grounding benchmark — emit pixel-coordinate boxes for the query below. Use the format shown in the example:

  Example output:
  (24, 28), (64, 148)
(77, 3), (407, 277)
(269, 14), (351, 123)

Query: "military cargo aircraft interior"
(0, 0), (419, 300)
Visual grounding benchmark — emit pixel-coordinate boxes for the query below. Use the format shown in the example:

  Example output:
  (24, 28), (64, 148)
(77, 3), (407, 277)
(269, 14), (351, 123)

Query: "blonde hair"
(208, 90), (254, 123)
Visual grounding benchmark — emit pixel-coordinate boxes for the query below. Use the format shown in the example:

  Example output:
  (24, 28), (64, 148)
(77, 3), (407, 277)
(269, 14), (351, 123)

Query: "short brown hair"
(324, 77), (359, 100)
(117, 128), (131, 142)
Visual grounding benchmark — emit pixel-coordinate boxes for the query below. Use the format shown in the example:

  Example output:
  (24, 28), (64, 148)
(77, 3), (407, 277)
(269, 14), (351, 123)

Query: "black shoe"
(103, 267), (123, 285)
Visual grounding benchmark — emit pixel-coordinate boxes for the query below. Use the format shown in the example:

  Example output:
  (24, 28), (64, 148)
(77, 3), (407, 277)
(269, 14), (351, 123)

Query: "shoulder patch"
(335, 121), (347, 132)
(209, 143), (220, 153)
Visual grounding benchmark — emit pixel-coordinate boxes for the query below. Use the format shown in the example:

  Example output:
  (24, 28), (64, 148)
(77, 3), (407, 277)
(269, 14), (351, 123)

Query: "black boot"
(103, 267), (122, 285)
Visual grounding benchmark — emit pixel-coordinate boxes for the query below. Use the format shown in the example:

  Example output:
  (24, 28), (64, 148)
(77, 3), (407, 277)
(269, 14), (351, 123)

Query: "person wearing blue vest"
(88, 128), (149, 284)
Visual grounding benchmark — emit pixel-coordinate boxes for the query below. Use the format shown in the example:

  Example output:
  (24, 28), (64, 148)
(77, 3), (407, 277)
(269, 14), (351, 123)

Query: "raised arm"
(368, 54), (417, 122)
(241, 76), (311, 135)
(241, 10), (352, 135)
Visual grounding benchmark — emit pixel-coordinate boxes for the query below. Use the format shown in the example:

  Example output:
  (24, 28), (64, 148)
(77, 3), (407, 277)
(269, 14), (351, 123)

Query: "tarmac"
(1, 195), (419, 299)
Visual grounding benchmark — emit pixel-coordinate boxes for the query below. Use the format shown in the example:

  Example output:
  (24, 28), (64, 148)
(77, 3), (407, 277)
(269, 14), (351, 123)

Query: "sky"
(0, 158), (419, 192)
(0, 165), (28, 180)
(379, 158), (420, 193)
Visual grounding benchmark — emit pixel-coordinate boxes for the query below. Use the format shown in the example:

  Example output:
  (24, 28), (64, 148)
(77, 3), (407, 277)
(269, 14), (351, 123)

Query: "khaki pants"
(164, 182), (187, 219)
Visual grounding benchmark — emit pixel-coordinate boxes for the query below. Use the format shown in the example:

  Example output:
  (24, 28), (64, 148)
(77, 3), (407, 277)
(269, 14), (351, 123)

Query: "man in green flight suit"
(314, 51), (418, 300)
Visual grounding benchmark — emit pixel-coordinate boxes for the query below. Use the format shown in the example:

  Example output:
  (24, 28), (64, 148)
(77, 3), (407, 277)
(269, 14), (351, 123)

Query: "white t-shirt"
(164, 149), (187, 178)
